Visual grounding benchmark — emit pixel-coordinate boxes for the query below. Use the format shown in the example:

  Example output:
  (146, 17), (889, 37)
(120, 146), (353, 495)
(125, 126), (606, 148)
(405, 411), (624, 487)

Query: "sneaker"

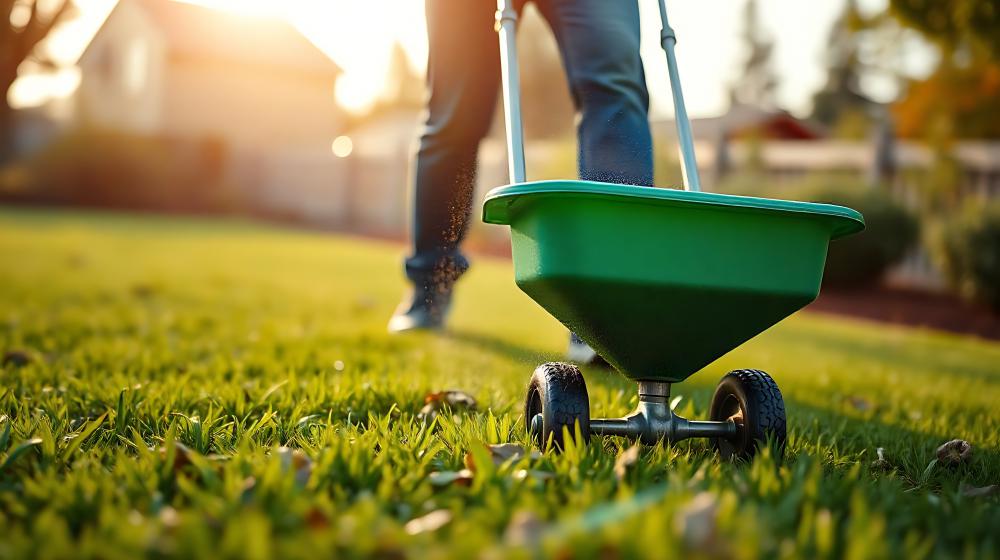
(387, 285), (453, 333)
(567, 332), (609, 366)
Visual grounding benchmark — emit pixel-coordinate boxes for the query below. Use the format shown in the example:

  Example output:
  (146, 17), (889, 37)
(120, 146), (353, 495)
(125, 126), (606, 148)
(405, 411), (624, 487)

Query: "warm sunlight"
(175, 0), (428, 112)
(13, 0), (427, 114)
(183, 0), (428, 114)
(11, 0), (932, 117)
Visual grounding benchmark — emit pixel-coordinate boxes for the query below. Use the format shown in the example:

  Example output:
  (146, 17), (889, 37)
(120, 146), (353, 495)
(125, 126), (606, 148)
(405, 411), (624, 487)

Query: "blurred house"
(655, 106), (1000, 289)
(653, 106), (1000, 202)
(337, 108), (509, 241)
(653, 103), (823, 143)
(74, 0), (346, 223)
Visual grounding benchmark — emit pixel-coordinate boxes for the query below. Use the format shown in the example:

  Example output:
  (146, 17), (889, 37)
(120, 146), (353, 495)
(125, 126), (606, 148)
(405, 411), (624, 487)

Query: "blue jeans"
(406, 0), (653, 288)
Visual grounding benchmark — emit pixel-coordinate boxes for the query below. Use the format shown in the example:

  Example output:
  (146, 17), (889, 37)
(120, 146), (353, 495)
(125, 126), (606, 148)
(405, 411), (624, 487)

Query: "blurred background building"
(2, 0), (999, 316)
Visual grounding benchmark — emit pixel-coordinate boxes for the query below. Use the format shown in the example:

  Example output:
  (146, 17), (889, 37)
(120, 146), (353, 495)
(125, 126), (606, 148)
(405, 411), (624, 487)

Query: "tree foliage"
(810, 0), (874, 135)
(888, 0), (1000, 140)
(729, 0), (777, 109)
(893, 55), (1000, 140)
(889, 0), (1000, 57)
(1, 0), (74, 162)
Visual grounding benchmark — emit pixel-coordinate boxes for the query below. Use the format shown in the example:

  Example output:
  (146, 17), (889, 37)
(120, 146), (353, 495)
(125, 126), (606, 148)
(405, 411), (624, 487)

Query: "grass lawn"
(1, 208), (999, 559)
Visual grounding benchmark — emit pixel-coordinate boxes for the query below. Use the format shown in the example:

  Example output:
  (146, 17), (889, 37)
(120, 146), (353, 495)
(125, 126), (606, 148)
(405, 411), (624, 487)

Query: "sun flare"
(179, 0), (427, 114)
(14, 0), (427, 114)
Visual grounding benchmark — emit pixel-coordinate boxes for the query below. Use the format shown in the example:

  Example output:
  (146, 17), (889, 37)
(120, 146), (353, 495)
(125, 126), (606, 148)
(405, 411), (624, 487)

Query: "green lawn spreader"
(484, 0), (865, 459)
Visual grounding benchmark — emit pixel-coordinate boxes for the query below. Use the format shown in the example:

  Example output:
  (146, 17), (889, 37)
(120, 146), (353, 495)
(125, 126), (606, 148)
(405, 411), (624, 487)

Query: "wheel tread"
(525, 362), (590, 450)
(710, 369), (787, 460)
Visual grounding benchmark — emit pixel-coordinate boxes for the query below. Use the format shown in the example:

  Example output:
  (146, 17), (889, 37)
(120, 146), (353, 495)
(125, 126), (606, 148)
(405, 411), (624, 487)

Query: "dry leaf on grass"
(845, 395), (875, 413)
(675, 492), (719, 550)
(427, 469), (475, 487)
(961, 484), (999, 498)
(304, 507), (331, 529)
(158, 506), (180, 529)
(277, 446), (313, 486)
(2, 349), (32, 368)
(872, 447), (891, 470)
(159, 442), (194, 472)
(404, 509), (452, 535)
(418, 390), (477, 422)
(513, 469), (554, 483)
(614, 445), (640, 482)
(936, 439), (973, 466)
(465, 443), (540, 471)
(504, 511), (546, 546)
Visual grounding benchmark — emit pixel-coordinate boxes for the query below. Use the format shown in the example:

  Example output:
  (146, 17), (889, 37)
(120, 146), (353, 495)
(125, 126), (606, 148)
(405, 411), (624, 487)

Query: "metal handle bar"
(657, 0), (701, 191)
(494, 0), (702, 191)
(495, 0), (526, 184)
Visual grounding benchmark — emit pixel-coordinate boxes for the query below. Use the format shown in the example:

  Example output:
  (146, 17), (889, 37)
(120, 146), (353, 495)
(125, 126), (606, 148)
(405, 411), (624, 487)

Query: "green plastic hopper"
(483, 180), (865, 382)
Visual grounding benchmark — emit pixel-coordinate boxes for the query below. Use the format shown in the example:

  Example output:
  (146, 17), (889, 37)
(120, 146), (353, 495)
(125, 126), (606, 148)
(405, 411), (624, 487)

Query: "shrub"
(15, 128), (235, 213)
(798, 182), (919, 289)
(718, 175), (919, 289)
(932, 202), (1000, 311)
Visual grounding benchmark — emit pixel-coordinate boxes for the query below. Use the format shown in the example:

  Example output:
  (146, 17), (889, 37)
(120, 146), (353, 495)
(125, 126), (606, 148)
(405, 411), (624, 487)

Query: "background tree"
(887, 0), (1000, 141)
(888, 0), (1000, 58)
(810, 0), (874, 138)
(884, 0), (1000, 210)
(728, 0), (778, 109)
(1, 0), (74, 164)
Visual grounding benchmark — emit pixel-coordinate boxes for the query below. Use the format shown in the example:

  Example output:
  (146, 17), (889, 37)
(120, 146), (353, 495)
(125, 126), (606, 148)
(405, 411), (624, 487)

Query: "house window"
(124, 38), (148, 94)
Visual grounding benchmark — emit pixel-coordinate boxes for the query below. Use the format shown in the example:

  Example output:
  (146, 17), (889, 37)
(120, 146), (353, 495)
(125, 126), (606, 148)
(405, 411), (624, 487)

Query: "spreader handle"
(496, 0), (527, 184)
(496, 0), (701, 191)
(657, 0), (702, 192)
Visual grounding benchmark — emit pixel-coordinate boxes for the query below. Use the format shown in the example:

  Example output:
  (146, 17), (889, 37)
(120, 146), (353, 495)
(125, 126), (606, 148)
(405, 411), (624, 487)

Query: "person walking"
(388, 0), (654, 364)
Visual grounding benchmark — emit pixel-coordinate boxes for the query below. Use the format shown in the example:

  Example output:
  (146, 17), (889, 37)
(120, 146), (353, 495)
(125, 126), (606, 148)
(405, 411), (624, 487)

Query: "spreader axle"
(588, 382), (736, 445)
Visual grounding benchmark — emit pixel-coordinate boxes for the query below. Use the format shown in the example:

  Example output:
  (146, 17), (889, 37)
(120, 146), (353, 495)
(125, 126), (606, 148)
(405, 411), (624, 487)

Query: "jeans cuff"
(404, 251), (470, 291)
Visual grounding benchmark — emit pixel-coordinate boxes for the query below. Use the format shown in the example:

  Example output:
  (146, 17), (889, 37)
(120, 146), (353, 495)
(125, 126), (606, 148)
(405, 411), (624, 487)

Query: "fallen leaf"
(158, 506), (180, 529)
(304, 507), (331, 529)
(936, 439), (973, 466)
(845, 395), (875, 413)
(504, 511), (546, 546)
(404, 509), (452, 535)
(513, 469), (554, 483)
(130, 283), (159, 299)
(159, 442), (193, 472)
(239, 476), (257, 502)
(872, 447), (891, 470)
(614, 445), (640, 482)
(277, 446), (313, 486)
(428, 469), (474, 487)
(675, 492), (719, 550)
(465, 443), (541, 471)
(961, 484), (999, 498)
(426, 390), (477, 408)
(2, 349), (32, 368)
(418, 390), (477, 422)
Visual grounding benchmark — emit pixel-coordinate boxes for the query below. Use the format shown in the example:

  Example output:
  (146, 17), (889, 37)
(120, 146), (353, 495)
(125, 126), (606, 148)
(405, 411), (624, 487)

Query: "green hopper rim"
(483, 180), (866, 240)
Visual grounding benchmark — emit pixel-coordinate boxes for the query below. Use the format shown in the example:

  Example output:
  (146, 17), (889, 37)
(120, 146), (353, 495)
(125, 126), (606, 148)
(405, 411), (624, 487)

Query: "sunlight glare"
(331, 135), (354, 157)
(292, 0), (427, 114)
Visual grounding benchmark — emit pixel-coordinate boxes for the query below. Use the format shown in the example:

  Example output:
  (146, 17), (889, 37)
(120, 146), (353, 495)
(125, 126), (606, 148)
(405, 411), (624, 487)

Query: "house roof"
(86, 0), (341, 76)
(654, 103), (823, 142)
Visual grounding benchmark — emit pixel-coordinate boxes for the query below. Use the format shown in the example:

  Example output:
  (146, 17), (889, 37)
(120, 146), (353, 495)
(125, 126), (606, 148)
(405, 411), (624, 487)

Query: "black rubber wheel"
(709, 369), (787, 461)
(524, 362), (590, 450)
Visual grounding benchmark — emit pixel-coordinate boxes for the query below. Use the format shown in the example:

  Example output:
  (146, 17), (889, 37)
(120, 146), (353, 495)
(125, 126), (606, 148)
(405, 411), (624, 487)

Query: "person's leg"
(390, 0), (511, 332)
(535, 0), (653, 361)
(535, 0), (653, 186)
